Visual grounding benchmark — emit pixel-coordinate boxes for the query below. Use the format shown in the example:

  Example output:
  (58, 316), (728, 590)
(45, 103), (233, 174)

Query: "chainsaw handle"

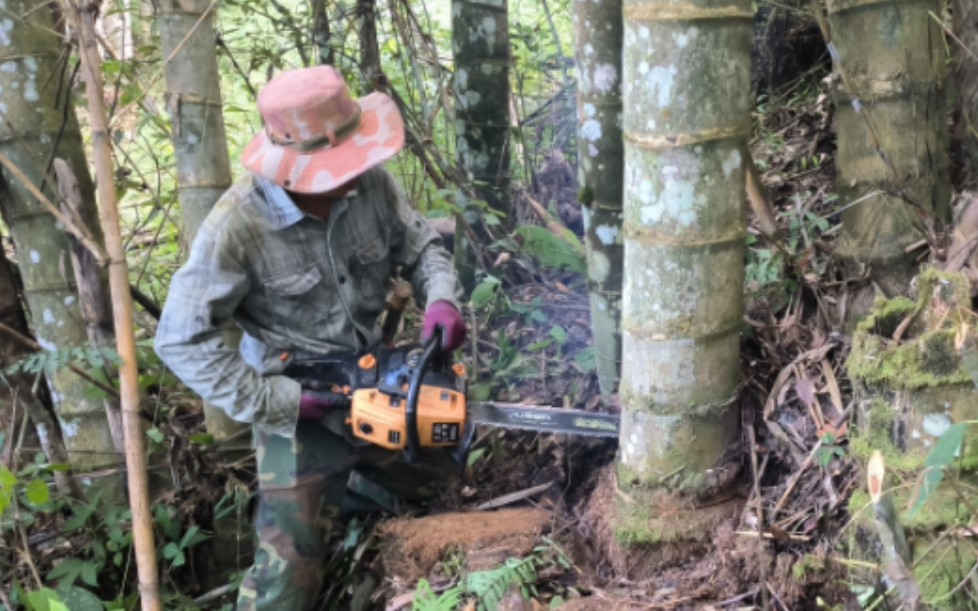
(302, 389), (350, 409)
(405, 328), (442, 462)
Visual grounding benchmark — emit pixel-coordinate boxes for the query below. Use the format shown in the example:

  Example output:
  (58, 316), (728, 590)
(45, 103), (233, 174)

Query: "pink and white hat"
(242, 66), (405, 194)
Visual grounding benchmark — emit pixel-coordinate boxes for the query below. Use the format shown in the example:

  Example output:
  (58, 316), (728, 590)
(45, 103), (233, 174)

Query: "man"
(155, 66), (467, 610)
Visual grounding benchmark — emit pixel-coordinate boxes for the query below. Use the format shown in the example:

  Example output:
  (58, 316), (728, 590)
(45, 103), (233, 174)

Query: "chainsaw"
(284, 328), (619, 462)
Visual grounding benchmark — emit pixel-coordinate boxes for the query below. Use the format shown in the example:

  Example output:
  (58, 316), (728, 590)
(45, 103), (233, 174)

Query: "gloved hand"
(298, 392), (335, 420)
(422, 300), (467, 352)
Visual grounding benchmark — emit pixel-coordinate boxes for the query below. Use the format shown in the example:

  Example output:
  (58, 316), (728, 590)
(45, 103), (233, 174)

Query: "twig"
(771, 401), (854, 516)
(191, 582), (237, 606)
(0, 150), (108, 266)
(475, 481), (554, 510)
(929, 10), (978, 64)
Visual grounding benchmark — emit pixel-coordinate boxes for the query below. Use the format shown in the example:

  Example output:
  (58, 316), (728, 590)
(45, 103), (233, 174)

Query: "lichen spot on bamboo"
(477, 16), (497, 41)
(722, 149), (742, 178)
(593, 64), (618, 93)
(60, 418), (79, 439)
(595, 224), (620, 246)
(591, 250), (611, 283)
(646, 65), (678, 108)
(0, 18), (12, 46)
(922, 413), (952, 439)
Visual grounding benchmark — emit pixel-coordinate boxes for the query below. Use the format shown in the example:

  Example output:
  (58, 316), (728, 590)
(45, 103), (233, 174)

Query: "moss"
(578, 186), (594, 207)
(848, 327), (971, 389)
(848, 269), (975, 390)
(847, 480), (971, 532)
(792, 554), (826, 580)
(913, 540), (978, 609)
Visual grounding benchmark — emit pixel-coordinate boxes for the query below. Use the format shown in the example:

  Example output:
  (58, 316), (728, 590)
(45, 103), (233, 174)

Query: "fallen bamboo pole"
(63, 0), (161, 608)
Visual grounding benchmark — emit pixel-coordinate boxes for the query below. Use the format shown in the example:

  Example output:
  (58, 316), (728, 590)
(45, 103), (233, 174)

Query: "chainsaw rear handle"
(301, 389), (350, 409)
(404, 327), (443, 462)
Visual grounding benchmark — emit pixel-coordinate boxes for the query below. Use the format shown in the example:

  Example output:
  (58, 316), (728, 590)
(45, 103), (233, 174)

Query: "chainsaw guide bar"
(467, 402), (620, 439)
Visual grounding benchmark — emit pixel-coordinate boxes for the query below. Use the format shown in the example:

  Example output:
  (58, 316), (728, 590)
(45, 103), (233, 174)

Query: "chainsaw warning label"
(431, 423), (459, 443)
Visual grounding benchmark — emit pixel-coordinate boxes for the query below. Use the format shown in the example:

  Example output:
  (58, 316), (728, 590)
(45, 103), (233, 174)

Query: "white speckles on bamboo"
(42, 308), (55, 324)
(64, 295), (76, 306)
(588, 143), (599, 157)
(464, 90), (481, 108)
(581, 119), (602, 142)
(595, 224), (620, 245)
(593, 63), (618, 93)
(591, 250), (611, 282)
(29, 249), (40, 263)
(60, 418), (79, 439)
(646, 65), (678, 108)
(456, 68), (468, 89)
(0, 18), (12, 47)
(721, 148), (742, 178)
(923, 413), (952, 438)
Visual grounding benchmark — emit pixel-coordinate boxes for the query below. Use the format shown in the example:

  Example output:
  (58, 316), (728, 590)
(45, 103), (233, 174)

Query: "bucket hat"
(242, 66), (405, 194)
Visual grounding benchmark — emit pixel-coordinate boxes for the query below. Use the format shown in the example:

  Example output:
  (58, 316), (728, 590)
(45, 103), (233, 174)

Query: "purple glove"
(298, 393), (334, 420)
(422, 300), (467, 352)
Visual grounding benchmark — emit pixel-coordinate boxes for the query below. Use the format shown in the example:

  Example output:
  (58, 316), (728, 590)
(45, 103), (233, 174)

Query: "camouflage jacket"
(155, 167), (459, 439)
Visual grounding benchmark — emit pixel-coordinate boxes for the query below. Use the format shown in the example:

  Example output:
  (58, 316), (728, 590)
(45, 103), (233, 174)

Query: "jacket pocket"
(263, 265), (322, 296)
(351, 240), (390, 299)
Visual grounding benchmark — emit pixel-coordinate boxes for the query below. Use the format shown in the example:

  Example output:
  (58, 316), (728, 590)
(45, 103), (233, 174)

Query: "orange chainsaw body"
(349, 385), (466, 450)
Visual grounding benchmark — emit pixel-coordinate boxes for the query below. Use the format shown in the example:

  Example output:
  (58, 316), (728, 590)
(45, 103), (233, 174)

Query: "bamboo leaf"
(907, 423), (967, 518)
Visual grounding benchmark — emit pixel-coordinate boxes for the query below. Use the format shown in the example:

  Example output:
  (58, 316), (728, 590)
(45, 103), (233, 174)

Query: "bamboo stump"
(846, 269), (978, 607)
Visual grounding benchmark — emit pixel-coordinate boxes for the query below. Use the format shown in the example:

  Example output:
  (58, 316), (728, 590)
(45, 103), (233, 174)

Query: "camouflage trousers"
(236, 412), (457, 611)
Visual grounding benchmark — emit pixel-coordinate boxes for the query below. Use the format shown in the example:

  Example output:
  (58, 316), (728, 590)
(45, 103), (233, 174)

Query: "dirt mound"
(377, 507), (554, 581)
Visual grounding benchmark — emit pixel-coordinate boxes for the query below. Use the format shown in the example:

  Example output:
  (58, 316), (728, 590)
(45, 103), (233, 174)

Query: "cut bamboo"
(65, 0), (161, 607)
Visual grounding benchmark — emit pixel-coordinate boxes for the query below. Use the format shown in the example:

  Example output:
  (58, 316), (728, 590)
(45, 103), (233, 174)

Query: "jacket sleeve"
(154, 216), (301, 438)
(380, 168), (462, 309)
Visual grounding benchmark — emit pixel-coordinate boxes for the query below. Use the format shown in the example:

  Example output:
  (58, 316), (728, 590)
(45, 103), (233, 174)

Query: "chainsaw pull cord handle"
(405, 327), (442, 462)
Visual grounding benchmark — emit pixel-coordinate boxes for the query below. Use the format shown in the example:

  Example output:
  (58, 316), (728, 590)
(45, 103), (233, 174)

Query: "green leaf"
(25, 478), (50, 506)
(471, 276), (501, 309)
(54, 585), (102, 611)
(0, 465), (16, 516)
(469, 383), (492, 402)
(466, 447), (487, 468)
(907, 422), (968, 518)
(515, 225), (586, 274)
(146, 428), (164, 444)
(25, 587), (69, 611)
(549, 326), (567, 345)
(188, 433), (215, 446)
(162, 542), (180, 559)
(180, 525), (210, 549)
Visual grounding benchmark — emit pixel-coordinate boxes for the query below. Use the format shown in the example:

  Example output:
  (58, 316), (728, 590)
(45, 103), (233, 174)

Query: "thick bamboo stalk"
(826, 0), (950, 296)
(54, 159), (125, 454)
(452, 0), (512, 218)
(619, 0), (750, 491)
(0, 0), (117, 476)
(68, 0), (161, 607)
(575, 0), (624, 399)
(158, 0), (243, 440)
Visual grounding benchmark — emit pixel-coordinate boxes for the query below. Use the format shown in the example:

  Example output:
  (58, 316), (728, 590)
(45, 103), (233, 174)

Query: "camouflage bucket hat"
(242, 66), (405, 194)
